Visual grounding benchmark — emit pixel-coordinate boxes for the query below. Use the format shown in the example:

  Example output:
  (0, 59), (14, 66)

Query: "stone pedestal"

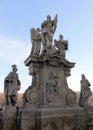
(1, 106), (17, 130)
(24, 55), (76, 107)
(40, 106), (86, 130)
(18, 106), (93, 130)
(18, 107), (40, 130)
(23, 54), (93, 130)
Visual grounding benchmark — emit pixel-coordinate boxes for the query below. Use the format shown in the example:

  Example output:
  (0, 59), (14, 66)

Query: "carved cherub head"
(81, 74), (86, 80)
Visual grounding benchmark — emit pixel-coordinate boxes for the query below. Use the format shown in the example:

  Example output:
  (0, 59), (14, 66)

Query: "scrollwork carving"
(22, 72), (38, 105)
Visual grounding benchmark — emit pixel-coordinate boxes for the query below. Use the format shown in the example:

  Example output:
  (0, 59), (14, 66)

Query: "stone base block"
(1, 106), (17, 130)
(18, 106), (93, 130)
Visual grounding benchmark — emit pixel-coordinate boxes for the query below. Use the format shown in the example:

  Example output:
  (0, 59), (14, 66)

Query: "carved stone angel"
(41, 14), (57, 50)
(54, 34), (68, 58)
(30, 28), (42, 56)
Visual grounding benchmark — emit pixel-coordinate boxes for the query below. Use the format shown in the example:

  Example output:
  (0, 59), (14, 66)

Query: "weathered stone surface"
(79, 74), (92, 107)
(24, 54), (76, 107)
(18, 108), (39, 130)
(54, 34), (68, 58)
(1, 106), (17, 130)
(18, 106), (93, 130)
(30, 28), (42, 56)
(41, 14), (57, 53)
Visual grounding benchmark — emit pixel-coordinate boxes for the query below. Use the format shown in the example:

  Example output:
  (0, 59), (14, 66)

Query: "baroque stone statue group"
(0, 15), (93, 130)
(30, 14), (68, 58)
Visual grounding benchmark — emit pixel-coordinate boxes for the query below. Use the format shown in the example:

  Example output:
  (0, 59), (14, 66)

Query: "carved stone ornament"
(22, 72), (38, 105)
(22, 85), (38, 105)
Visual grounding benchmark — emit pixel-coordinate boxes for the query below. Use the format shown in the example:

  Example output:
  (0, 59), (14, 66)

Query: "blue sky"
(0, 0), (93, 92)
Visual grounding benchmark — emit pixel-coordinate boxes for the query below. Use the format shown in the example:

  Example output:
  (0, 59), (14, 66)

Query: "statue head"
(12, 64), (18, 72)
(81, 74), (86, 80)
(59, 34), (63, 39)
(47, 15), (51, 21)
(37, 28), (41, 32)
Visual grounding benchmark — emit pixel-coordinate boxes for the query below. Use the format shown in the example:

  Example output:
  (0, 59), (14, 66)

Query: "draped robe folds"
(79, 78), (91, 107)
(4, 71), (21, 105)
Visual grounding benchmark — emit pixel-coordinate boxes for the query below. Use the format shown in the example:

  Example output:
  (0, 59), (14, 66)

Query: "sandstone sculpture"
(4, 64), (21, 106)
(79, 74), (92, 107)
(54, 34), (68, 58)
(30, 28), (42, 56)
(41, 14), (57, 53)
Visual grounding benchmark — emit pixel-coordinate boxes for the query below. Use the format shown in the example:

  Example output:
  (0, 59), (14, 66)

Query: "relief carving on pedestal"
(46, 72), (60, 103)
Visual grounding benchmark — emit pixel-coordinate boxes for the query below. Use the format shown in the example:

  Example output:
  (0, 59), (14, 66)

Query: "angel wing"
(53, 14), (58, 33)
(30, 28), (37, 40)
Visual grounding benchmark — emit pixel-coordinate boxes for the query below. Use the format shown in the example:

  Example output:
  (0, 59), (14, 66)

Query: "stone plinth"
(18, 106), (93, 130)
(41, 107), (86, 130)
(1, 106), (17, 130)
(18, 107), (40, 130)
(24, 55), (76, 107)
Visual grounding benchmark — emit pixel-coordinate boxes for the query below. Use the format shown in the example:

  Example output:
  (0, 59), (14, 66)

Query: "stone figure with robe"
(54, 34), (68, 58)
(41, 14), (57, 52)
(4, 65), (21, 106)
(79, 74), (92, 107)
(30, 28), (42, 56)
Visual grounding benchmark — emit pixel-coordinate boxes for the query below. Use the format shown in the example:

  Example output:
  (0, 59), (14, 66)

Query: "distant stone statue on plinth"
(79, 74), (92, 107)
(4, 64), (21, 106)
